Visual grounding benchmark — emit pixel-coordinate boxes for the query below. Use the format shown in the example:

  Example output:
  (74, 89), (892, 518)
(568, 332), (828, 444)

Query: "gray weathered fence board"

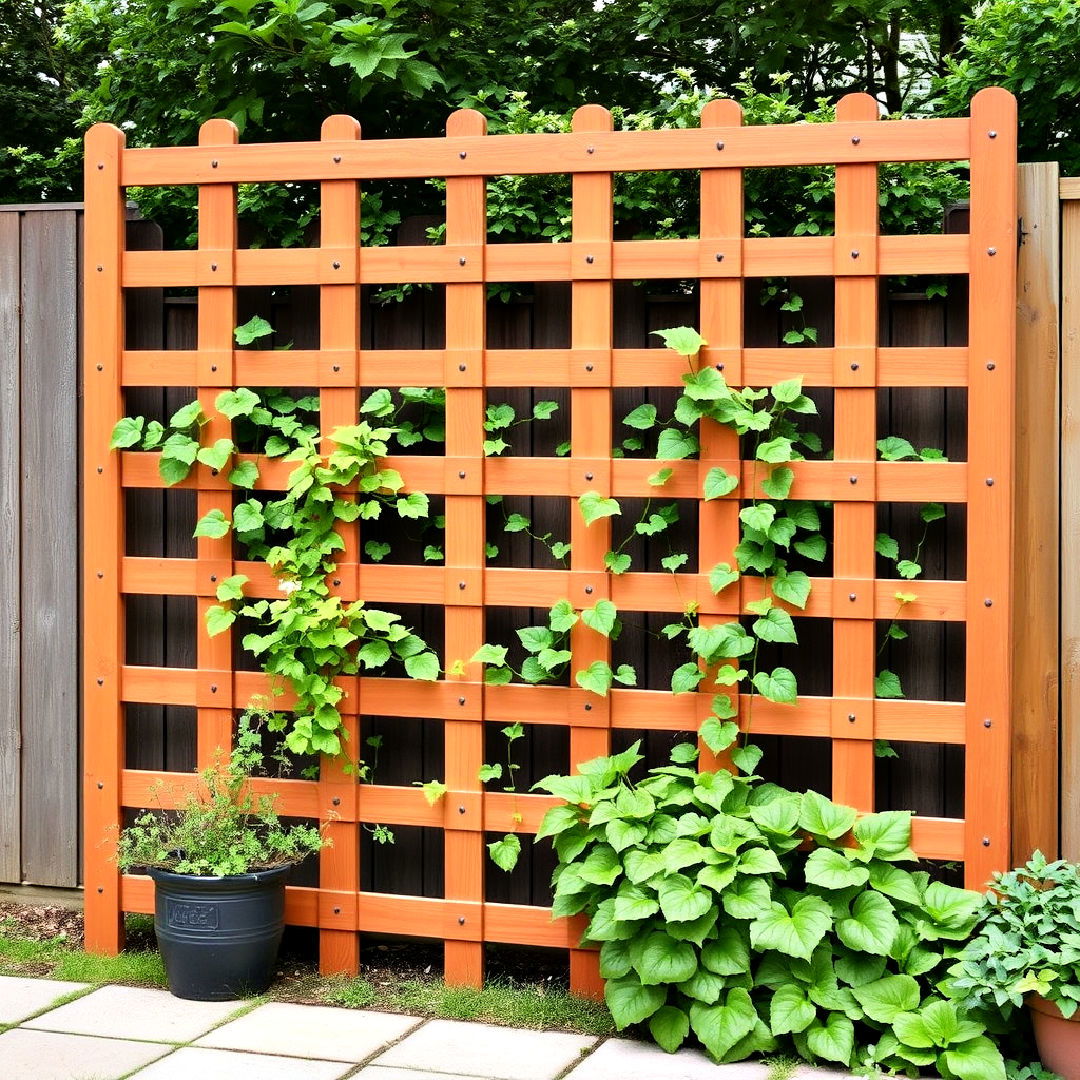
(18, 210), (80, 887)
(0, 213), (22, 884)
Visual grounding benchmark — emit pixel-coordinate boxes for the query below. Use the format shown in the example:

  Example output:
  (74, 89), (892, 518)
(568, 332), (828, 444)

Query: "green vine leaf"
(579, 491), (621, 525)
(109, 416), (144, 449)
(196, 438), (235, 470)
(576, 660), (614, 697)
(651, 326), (706, 357)
(623, 403), (658, 430)
(604, 551), (632, 574)
(417, 779), (448, 806)
(193, 508), (231, 539)
(215, 387), (261, 419)
(582, 600), (617, 637)
(204, 604), (236, 637)
(657, 428), (699, 460)
(488, 833), (521, 872)
(228, 460), (260, 489)
(875, 670), (904, 699)
(169, 401), (205, 429)
(709, 563), (739, 594)
(793, 534), (827, 562)
(404, 651), (440, 681)
(234, 315), (274, 345)
(703, 466), (739, 500)
(471, 643), (509, 667)
(214, 574), (248, 602)
(364, 540), (391, 562)
(751, 667), (797, 704)
(761, 466), (794, 500)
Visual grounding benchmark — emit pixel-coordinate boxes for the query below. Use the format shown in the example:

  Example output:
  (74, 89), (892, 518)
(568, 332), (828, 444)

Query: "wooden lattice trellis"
(83, 88), (1017, 994)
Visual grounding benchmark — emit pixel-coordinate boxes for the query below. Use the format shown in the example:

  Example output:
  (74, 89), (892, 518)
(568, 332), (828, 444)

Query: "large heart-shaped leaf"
(751, 896), (832, 961)
(837, 891), (899, 956)
(689, 988), (757, 1062)
(604, 975), (666, 1029)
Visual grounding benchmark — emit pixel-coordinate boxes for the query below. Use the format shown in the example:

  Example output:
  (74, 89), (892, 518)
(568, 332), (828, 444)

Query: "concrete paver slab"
(372, 1018), (596, 1080)
(23, 985), (244, 1044)
(0, 1027), (170, 1080)
(130, 1045), (352, 1079)
(0, 975), (89, 1025)
(563, 1038), (768, 1080)
(196, 1001), (421, 1061)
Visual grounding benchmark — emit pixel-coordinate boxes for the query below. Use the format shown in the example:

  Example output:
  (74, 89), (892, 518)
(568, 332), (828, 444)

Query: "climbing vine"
(111, 318), (945, 872)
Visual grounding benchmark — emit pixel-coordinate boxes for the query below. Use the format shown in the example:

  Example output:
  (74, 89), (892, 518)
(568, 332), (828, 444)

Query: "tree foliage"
(4, 0), (1078, 217)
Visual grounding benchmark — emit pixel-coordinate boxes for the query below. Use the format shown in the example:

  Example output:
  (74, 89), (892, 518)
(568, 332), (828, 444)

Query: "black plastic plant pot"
(149, 864), (291, 1001)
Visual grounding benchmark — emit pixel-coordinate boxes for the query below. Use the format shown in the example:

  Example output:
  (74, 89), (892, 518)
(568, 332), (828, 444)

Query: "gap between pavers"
(0, 1026), (173, 1080)
(0, 975), (91, 1026)
(22, 984), (248, 1044)
(128, 1044), (354, 1079)
(355, 1068), (497, 1080)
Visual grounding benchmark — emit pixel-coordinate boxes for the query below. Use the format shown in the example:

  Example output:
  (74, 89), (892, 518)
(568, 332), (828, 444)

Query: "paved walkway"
(0, 977), (852, 1080)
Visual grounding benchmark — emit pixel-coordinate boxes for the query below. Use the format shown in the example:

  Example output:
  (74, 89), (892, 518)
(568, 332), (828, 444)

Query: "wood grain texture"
(1012, 162), (1060, 863)
(317, 114), (362, 975)
(1062, 198), (1080, 860)
(830, 94), (879, 815)
(194, 119), (238, 770)
(964, 89), (1018, 888)
(442, 108), (487, 988)
(0, 213), (21, 883)
(20, 210), (80, 887)
(83, 124), (126, 951)
(119, 118), (972, 187)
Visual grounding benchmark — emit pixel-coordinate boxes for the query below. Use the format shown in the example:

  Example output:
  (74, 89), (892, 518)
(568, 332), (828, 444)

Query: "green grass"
(763, 1055), (801, 1080)
(0, 929), (166, 988)
(52, 948), (167, 987)
(320, 976), (616, 1036)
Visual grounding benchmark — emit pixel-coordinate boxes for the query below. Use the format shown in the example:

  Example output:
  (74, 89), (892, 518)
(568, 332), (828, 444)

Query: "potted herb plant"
(948, 851), (1080, 1079)
(115, 714), (329, 1001)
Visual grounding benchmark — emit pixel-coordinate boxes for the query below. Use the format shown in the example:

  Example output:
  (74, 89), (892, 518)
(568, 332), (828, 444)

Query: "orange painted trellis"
(83, 89), (1017, 994)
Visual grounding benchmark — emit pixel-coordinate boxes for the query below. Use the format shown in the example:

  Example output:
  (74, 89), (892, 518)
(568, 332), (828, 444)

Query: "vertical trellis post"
(567, 104), (614, 999)
(964, 87), (1017, 887)
(195, 119), (239, 770)
(443, 108), (488, 987)
(318, 114), (363, 975)
(83, 123), (127, 954)
(830, 94), (879, 814)
(697, 99), (744, 769)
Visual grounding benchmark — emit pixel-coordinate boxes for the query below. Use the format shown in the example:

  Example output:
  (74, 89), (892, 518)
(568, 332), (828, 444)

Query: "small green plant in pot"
(948, 852), (1080, 1079)
(116, 713), (328, 1001)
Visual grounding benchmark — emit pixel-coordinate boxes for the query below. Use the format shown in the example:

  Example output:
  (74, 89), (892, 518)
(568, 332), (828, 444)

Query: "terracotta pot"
(1029, 995), (1080, 1080)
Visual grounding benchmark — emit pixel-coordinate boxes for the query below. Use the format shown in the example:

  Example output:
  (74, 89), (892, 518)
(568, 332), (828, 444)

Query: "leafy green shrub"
(948, 852), (1080, 1021)
(534, 738), (1005, 1078)
(115, 714), (328, 876)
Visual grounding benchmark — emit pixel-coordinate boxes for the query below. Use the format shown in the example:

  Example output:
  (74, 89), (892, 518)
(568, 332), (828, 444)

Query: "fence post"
(1012, 161), (1060, 864)
(1061, 177), (1080, 859)
(83, 125), (127, 953)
